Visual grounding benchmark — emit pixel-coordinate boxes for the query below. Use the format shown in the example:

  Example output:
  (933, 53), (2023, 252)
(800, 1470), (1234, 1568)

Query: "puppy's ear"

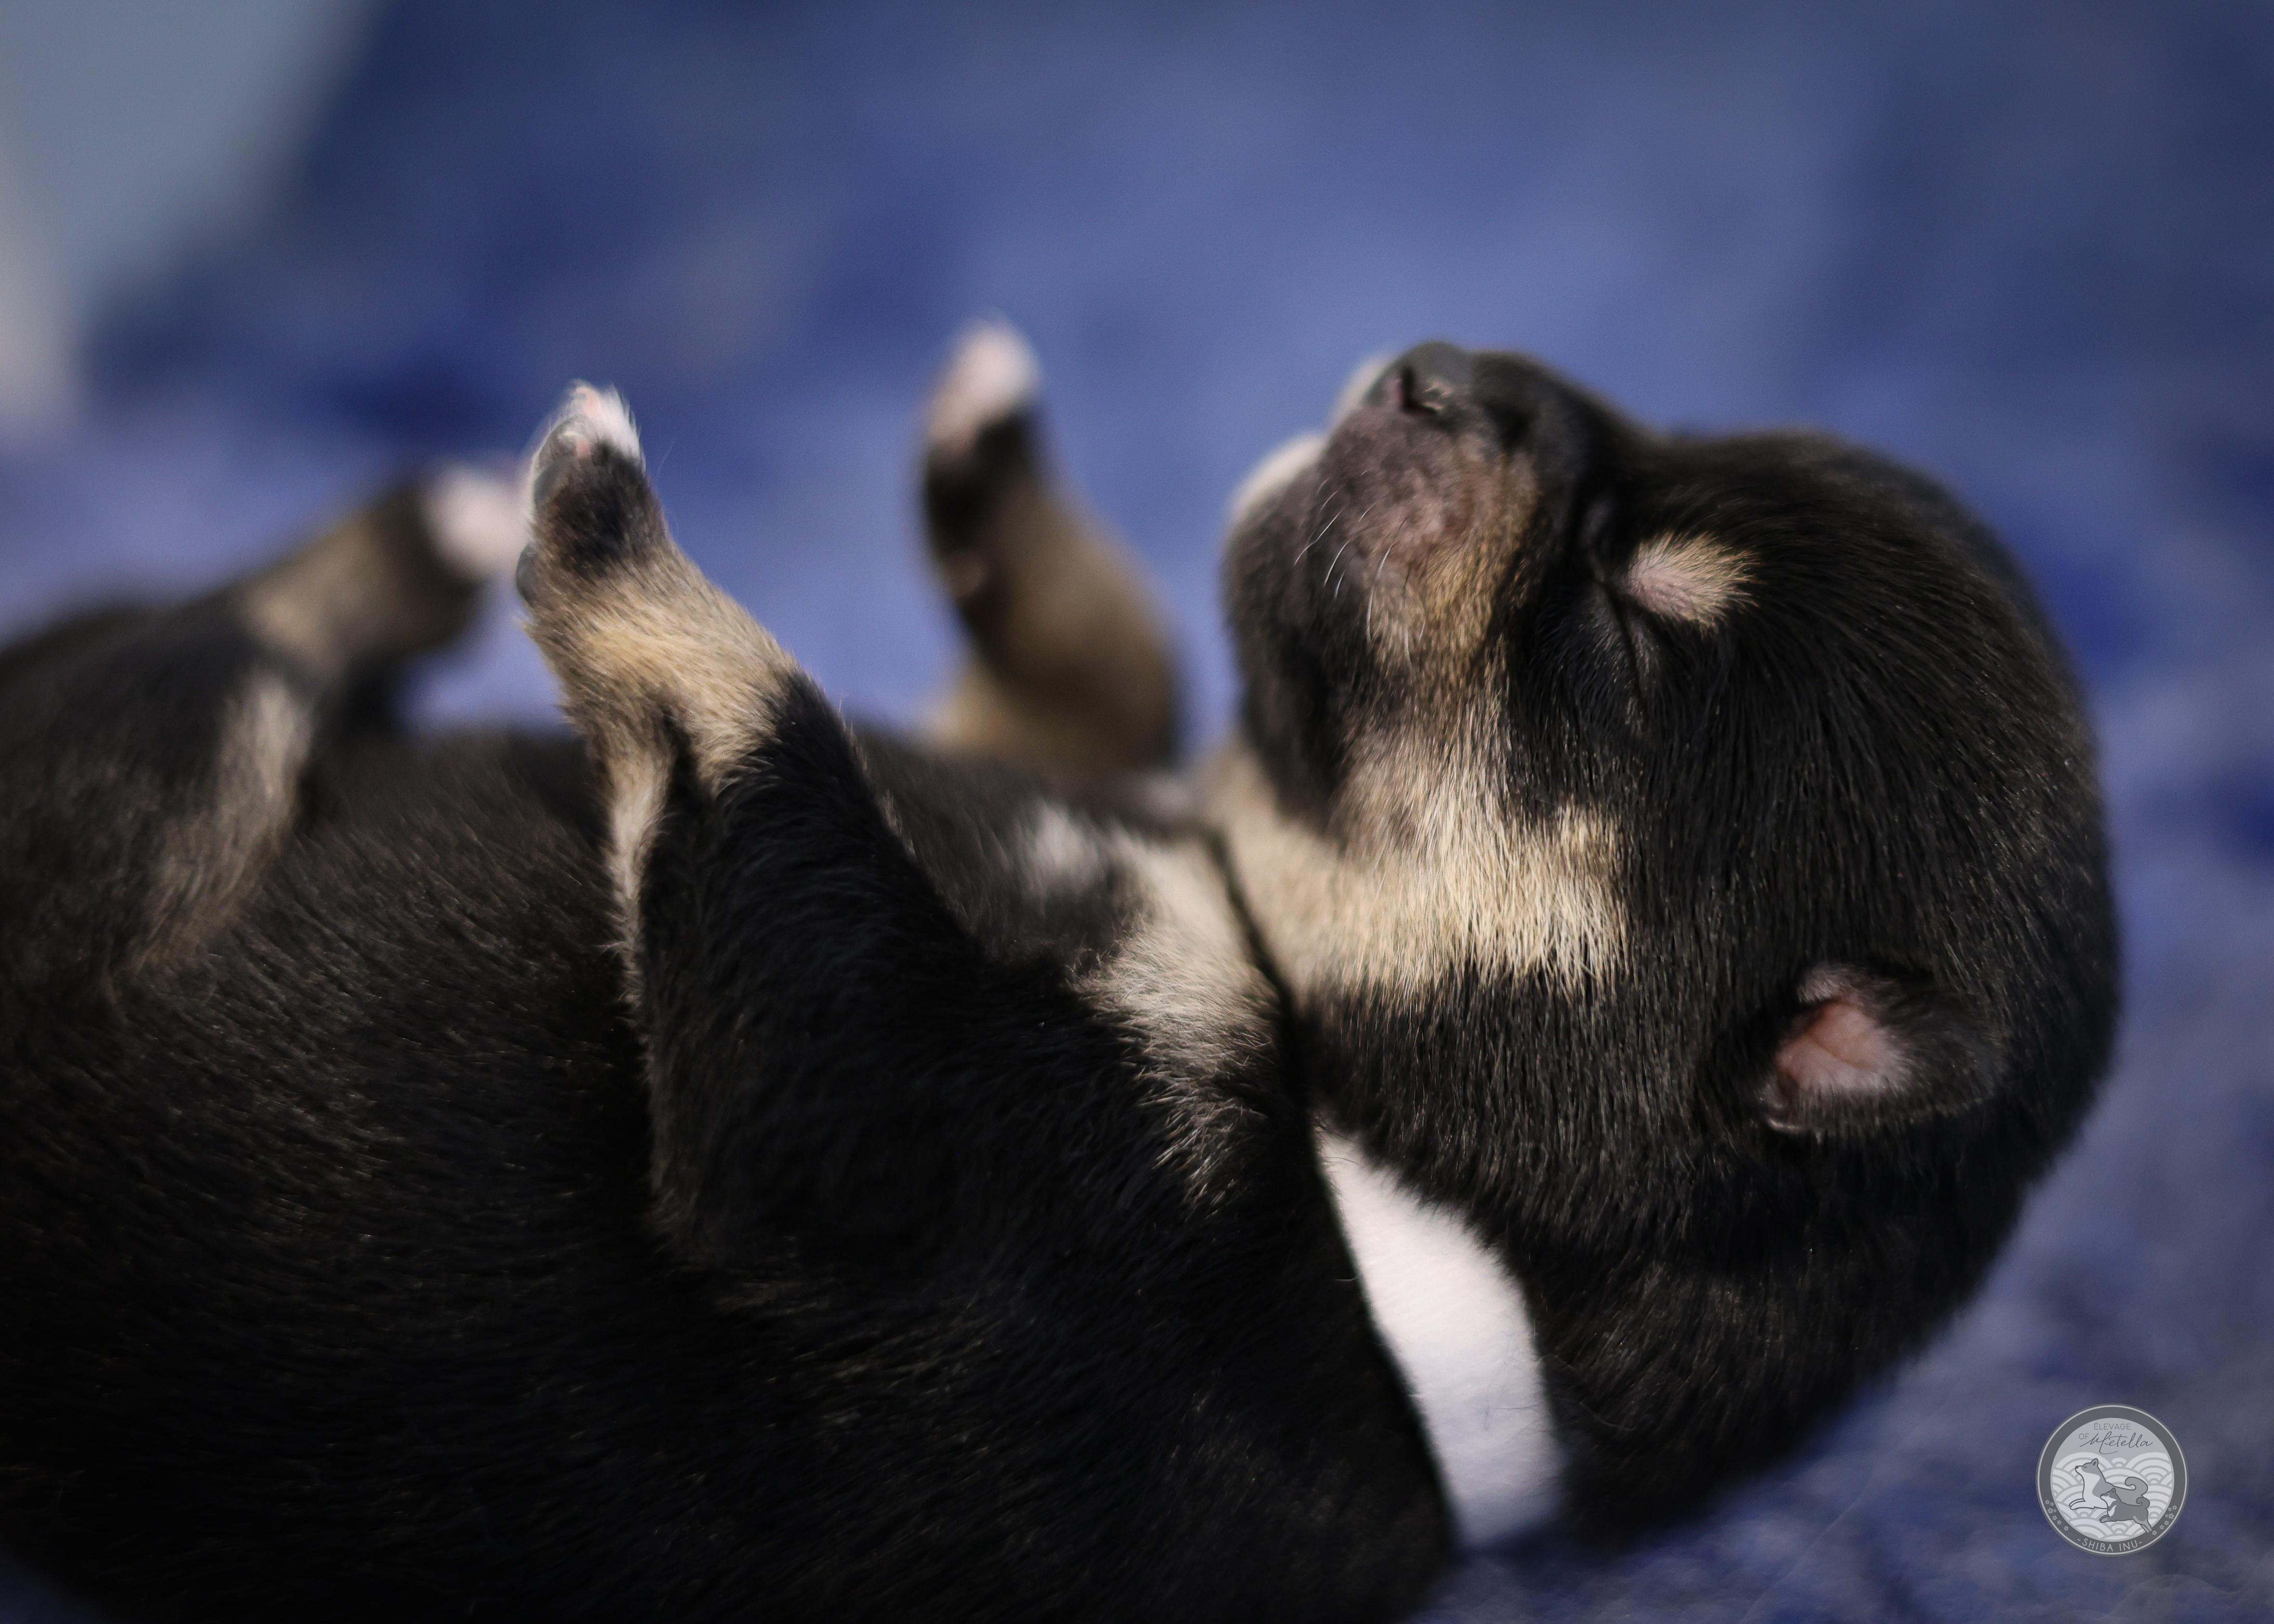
(1759, 966), (1996, 1135)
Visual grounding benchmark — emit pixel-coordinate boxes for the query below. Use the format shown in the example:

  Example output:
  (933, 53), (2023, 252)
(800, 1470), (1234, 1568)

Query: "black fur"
(1222, 347), (2116, 1525)
(0, 346), (2114, 1618)
(0, 540), (1441, 1622)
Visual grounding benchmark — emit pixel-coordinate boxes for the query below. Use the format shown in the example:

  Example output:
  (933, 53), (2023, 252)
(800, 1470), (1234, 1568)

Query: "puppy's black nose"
(1392, 342), (1473, 416)
(1382, 342), (1573, 458)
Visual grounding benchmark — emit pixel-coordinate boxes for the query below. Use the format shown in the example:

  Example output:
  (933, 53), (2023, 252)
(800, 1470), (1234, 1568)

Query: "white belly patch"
(1314, 1128), (1562, 1548)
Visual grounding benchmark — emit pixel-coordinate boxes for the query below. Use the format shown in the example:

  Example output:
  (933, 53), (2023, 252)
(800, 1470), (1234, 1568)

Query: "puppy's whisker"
(1293, 502), (1345, 571)
(1324, 506), (1374, 600)
(1362, 544), (1401, 647)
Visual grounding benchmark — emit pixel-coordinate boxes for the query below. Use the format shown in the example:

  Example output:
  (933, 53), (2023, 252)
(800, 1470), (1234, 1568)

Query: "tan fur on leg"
(238, 480), (496, 679)
(518, 384), (799, 935)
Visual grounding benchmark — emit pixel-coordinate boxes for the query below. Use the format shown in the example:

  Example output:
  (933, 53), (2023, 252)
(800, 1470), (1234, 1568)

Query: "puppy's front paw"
(917, 320), (1178, 773)
(922, 321), (1049, 605)
(519, 383), (792, 798)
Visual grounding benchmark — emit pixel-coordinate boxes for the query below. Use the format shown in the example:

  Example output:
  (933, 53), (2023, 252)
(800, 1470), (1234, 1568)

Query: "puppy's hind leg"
(920, 320), (1179, 774)
(238, 463), (523, 687)
(0, 467), (521, 995)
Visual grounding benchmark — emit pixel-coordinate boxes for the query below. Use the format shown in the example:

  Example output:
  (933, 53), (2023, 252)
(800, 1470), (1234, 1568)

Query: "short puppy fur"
(0, 330), (2114, 1622)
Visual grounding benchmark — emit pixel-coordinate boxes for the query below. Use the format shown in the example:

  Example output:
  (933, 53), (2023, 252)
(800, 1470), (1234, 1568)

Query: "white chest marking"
(1315, 1128), (1561, 1548)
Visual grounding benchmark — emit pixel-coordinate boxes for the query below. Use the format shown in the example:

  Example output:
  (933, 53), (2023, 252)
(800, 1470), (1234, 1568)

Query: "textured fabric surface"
(2, 2), (2269, 1617)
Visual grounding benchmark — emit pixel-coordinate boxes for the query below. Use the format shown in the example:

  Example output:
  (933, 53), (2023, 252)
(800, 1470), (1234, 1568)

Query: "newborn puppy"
(0, 331), (2112, 1624)
(1207, 341), (2116, 1530)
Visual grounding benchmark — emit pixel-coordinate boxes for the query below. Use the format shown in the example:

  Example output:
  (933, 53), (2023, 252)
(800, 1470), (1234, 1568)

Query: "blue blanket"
(3, 1), (2268, 1616)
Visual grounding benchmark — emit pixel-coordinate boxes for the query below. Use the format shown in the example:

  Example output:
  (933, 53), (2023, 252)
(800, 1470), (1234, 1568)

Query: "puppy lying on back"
(0, 327), (2114, 1622)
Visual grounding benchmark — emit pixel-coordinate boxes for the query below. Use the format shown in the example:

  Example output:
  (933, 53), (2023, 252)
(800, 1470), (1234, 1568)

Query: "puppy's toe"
(538, 383), (644, 475)
(925, 319), (1040, 469)
(521, 383), (664, 597)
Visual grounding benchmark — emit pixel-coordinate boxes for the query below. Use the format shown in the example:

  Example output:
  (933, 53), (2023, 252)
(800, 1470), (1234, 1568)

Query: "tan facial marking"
(1352, 448), (1541, 682)
(1624, 533), (1750, 626)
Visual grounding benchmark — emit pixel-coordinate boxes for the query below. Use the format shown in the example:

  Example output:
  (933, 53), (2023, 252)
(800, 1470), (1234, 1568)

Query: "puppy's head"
(1214, 343), (2115, 1524)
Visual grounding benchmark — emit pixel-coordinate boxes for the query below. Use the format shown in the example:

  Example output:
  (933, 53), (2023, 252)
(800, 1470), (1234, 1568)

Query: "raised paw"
(519, 384), (665, 596)
(419, 460), (526, 582)
(918, 321), (1178, 774)
(239, 469), (515, 678)
(519, 383), (794, 816)
(925, 319), (1040, 466)
(922, 319), (1048, 605)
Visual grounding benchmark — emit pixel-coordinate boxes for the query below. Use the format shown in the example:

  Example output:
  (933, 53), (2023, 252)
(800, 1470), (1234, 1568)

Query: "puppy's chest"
(867, 743), (1564, 1547)
(860, 743), (1275, 1096)
(1315, 1132), (1563, 1548)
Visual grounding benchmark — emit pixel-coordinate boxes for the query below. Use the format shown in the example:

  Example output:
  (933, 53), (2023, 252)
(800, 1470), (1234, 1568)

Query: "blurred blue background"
(0, 1), (2269, 1618)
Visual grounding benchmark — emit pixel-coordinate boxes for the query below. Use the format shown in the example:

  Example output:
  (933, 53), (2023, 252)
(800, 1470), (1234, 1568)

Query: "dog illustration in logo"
(2075, 1458), (2155, 1527)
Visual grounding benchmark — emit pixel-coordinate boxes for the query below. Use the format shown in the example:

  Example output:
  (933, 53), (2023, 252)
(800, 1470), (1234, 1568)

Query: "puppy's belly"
(1316, 1128), (1561, 1547)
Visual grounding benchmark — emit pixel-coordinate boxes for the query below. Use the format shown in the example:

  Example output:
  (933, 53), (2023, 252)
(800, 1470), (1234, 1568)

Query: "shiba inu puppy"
(0, 325), (2114, 1622)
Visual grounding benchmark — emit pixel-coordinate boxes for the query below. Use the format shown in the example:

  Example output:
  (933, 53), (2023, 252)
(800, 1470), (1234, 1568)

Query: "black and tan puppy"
(0, 329), (2113, 1622)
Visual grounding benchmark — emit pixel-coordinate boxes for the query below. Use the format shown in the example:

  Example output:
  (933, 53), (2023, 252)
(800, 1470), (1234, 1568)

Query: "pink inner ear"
(1775, 996), (1901, 1097)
